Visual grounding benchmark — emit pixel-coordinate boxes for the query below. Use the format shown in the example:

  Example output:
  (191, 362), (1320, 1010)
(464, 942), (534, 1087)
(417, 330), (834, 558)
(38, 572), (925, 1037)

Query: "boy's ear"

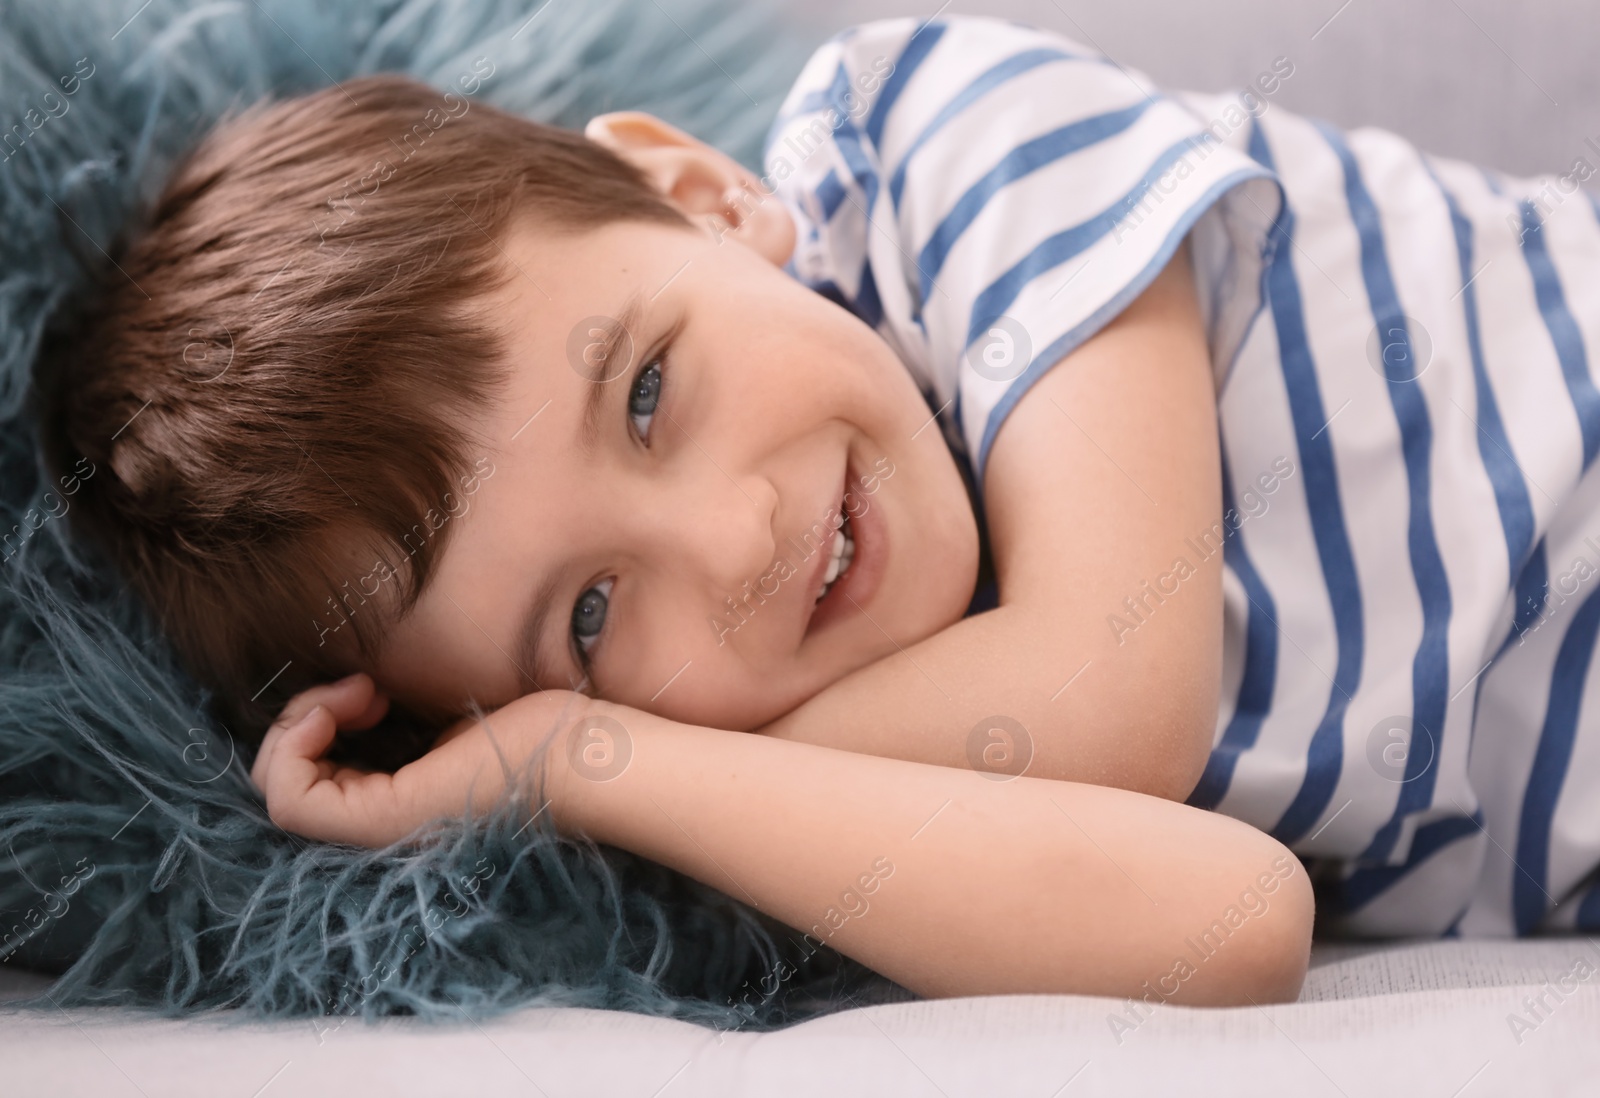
(584, 111), (794, 266)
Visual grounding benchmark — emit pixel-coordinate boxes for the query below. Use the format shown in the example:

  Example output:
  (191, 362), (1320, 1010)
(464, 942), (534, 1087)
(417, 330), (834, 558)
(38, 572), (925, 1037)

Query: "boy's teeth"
(824, 530), (844, 582)
(815, 516), (856, 603)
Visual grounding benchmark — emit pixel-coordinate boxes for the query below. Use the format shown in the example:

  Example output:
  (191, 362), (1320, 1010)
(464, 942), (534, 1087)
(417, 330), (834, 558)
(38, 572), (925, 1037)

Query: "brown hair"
(35, 72), (689, 748)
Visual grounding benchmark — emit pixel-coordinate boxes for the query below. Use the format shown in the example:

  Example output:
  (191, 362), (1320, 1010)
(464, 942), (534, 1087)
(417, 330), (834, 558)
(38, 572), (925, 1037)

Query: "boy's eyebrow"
(578, 291), (645, 457)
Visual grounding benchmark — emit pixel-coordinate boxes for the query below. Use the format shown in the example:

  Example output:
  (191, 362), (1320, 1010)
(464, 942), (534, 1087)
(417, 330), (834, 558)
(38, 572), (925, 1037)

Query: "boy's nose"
(637, 469), (778, 596)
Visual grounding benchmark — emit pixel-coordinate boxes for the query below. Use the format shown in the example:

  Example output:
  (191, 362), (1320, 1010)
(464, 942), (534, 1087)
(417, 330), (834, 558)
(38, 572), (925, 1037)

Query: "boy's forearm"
(554, 699), (1309, 1004)
(755, 592), (1219, 800)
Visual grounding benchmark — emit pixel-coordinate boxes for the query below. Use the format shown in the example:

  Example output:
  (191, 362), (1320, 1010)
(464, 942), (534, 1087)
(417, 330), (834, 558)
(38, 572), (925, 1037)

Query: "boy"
(68, 11), (1600, 1003)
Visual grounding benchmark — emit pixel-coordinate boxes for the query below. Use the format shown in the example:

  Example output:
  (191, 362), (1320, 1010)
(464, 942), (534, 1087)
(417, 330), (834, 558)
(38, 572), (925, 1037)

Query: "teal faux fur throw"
(0, 0), (901, 1030)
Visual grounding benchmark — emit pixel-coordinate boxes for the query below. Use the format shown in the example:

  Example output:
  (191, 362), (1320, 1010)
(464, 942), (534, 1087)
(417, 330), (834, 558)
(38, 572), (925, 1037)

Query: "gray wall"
(793, 0), (1600, 180)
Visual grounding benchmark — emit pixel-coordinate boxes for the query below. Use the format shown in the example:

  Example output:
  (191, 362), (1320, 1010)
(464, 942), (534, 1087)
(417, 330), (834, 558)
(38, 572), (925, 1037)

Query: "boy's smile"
(372, 209), (980, 731)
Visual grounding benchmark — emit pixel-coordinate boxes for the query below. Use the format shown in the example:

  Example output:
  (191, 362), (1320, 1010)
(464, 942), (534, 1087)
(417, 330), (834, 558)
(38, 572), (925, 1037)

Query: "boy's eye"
(571, 577), (613, 665)
(629, 360), (663, 441)
(571, 354), (665, 673)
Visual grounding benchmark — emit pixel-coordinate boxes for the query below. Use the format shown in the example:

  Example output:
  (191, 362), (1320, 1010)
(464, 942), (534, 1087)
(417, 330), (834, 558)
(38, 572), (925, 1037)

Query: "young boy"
(49, 15), (1597, 1004)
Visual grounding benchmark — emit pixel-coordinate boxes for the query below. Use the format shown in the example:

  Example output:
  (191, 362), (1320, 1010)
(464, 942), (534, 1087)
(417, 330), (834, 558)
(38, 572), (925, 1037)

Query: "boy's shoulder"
(776, 14), (1093, 122)
(762, 13), (1109, 235)
(764, 13), (1284, 485)
(798, 13), (1083, 66)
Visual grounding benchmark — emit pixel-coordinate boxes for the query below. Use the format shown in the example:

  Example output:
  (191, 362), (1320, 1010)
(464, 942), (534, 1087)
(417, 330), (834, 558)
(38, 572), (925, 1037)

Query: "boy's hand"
(250, 672), (400, 846)
(251, 673), (594, 847)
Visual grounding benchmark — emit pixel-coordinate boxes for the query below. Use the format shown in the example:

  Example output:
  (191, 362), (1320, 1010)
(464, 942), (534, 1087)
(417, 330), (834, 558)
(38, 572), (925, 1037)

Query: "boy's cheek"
(854, 456), (896, 496)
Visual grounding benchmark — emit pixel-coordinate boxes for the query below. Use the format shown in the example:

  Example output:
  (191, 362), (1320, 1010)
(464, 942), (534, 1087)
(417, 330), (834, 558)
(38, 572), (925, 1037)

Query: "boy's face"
(372, 125), (979, 732)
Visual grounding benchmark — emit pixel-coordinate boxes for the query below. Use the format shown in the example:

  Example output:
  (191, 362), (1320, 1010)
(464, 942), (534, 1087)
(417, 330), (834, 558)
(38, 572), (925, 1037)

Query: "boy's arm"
(253, 680), (1312, 1004)
(758, 240), (1223, 801)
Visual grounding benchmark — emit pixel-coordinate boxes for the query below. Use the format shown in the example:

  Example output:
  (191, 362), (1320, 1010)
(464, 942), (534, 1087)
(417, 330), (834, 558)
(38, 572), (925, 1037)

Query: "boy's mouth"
(803, 457), (885, 639)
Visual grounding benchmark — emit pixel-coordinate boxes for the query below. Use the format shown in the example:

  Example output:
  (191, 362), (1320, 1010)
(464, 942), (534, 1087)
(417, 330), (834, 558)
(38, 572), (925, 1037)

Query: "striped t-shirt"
(764, 14), (1600, 938)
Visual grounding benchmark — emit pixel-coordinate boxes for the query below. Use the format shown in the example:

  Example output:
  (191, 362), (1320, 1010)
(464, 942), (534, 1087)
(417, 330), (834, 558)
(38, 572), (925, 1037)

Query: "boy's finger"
(264, 704), (337, 825)
(345, 688), (391, 733)
(273, 672), (370, 731)
(252, 700), (317, 794)
(252, 673), (386, 796)
(250, 712), (291, 794)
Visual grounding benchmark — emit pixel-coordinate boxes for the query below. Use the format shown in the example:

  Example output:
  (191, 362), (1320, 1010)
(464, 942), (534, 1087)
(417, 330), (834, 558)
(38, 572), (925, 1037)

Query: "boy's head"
(39, 73), (980, 744)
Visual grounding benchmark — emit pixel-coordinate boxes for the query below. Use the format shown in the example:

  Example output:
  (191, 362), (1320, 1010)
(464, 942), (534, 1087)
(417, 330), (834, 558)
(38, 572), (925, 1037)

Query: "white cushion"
(7, 939), (1600, 1096)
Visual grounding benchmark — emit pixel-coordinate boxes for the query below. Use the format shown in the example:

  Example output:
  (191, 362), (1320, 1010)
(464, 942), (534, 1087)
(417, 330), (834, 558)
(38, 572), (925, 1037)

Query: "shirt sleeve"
(764, 15), (1286, 485)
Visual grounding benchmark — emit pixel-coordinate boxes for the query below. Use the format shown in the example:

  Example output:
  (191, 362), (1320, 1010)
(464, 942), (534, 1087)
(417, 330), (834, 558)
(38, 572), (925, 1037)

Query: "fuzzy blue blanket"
(0, 0), (902, 1030)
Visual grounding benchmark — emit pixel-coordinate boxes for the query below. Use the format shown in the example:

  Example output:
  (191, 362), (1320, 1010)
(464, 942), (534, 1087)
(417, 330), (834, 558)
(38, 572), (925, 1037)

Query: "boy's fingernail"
(290, 704), (324, 731)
